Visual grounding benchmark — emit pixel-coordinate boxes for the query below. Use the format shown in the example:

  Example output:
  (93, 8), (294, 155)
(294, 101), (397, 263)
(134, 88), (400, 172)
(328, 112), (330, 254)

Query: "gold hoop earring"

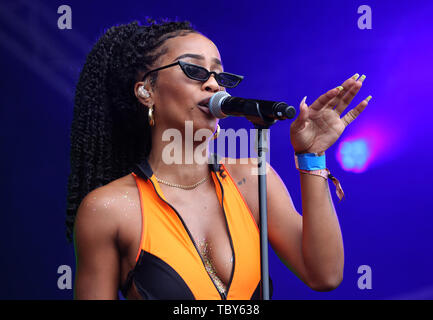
(148, 106), (155, 126)
(212, 124), (220, 140)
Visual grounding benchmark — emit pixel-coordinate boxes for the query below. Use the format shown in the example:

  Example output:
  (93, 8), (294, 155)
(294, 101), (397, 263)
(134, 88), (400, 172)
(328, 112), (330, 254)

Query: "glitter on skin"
(103, 197), (116, 208)
(84, 191), (139, 215)
(120, 191), (140, 217)
(197, 239), (232, 296)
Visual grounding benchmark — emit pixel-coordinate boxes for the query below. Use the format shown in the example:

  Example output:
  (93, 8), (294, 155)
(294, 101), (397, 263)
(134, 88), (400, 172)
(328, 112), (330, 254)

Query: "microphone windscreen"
(209, 91), (231, 118)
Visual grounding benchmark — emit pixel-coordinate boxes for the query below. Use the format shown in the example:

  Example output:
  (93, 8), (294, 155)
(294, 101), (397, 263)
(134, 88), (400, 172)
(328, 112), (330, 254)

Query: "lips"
(197, 97), (213, 116)
(197, 104), (211, 115)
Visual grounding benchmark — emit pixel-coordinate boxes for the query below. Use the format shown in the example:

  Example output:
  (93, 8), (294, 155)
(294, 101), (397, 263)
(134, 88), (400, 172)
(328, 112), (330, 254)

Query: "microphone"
(209, 91), (296, 124)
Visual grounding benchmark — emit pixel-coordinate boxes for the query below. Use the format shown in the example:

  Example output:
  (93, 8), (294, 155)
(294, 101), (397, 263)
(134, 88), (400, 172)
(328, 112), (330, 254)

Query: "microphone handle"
(222, 97), (294, 120)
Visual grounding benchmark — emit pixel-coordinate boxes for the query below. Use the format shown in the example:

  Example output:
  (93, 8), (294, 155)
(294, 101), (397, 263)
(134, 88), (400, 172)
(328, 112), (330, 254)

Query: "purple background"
(1, 0), (432, 299)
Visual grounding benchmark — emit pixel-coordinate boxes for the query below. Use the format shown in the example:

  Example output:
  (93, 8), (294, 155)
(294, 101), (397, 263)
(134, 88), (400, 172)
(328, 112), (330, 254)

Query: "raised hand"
(290, 74), (372, 155)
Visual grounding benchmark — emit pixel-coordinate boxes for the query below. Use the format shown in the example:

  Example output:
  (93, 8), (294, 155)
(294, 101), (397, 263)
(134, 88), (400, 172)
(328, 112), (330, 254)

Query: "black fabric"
(133, 159), (153, 180)
(121, 250), (195, 300)
(121, 249), (273, 300)
(250, 276), (274, 300)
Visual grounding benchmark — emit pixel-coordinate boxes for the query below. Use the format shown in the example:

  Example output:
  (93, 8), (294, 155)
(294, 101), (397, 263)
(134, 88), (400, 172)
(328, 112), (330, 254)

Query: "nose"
(202, 74), (220, 92)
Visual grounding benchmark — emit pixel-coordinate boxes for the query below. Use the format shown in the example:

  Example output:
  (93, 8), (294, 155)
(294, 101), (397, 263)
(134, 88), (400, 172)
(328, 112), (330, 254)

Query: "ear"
(134, 81), (154, 107)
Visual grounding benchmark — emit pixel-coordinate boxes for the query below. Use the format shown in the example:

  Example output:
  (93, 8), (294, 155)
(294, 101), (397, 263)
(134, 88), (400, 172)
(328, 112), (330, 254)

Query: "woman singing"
(66, 19), (370, 299)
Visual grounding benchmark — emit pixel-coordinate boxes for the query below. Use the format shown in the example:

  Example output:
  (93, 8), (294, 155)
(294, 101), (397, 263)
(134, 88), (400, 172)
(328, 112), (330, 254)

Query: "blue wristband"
(295, 152), (326, 170)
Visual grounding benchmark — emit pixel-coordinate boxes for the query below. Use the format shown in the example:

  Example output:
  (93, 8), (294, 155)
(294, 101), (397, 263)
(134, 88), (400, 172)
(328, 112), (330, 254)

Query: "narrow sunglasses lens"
(183, 64), (209, 80)
(217, 73), (242, 87)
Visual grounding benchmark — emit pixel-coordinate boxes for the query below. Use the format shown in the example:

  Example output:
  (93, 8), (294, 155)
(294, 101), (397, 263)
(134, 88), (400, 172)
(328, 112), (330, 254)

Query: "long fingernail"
(336, 86), (344, 91)
(351, 73), (360, 80)
(300, 96), (307, 106)
(359, 74), (366, 83)
(365, 95), (372, 102)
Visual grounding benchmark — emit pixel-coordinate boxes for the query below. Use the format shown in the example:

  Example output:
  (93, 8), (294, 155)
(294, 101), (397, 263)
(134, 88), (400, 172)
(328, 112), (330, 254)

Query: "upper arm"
(265, 164), (310, 284)
(73, 187), (121, 299)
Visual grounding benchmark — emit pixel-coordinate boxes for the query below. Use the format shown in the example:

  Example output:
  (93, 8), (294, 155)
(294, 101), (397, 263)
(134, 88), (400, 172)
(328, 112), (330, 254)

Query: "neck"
(147, 126), (213, 185)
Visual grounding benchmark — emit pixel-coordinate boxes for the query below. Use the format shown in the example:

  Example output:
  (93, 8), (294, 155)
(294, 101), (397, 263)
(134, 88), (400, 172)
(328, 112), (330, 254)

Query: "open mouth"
(197, 97), (214, 117)
(197, 102), (211, 115)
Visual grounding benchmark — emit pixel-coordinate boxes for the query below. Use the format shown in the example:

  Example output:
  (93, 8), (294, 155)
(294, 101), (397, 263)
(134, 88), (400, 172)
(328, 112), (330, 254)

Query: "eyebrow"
(172, 53), (222, 66)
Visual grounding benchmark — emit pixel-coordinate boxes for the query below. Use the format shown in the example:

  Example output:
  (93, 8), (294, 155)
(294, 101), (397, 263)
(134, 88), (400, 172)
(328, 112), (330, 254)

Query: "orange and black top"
(120, 155), (272, 300)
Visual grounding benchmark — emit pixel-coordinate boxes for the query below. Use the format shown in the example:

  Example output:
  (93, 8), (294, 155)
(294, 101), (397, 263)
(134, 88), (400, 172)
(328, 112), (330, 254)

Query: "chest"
(119, 180), (236, 293)
(159, 183), (235, 285)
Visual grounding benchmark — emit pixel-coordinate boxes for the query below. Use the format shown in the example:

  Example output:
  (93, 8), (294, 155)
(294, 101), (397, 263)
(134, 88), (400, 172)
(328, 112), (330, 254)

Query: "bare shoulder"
(221, 157), (295, 224)
(73, 174), (139, 299)
(220, 157), (264, 224)
(74, 174), (139, 244)
(221, 157), (275, 188)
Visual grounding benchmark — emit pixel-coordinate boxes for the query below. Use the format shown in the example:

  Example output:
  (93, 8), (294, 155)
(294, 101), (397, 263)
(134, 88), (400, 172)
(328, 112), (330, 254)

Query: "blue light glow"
(338, 139), (369, 172)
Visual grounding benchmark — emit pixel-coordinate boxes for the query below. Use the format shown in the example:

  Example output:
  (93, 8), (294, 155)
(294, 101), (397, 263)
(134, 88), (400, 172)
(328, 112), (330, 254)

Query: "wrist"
(294, 150), (325, 156)
(294, 152), (326, 171)
(298, 168), (330, 180)
(294, 152), (345, 201)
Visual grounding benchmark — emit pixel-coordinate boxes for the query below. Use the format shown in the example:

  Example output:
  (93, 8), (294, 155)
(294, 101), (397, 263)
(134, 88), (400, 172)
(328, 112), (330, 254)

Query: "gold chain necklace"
(155, 174), (209, 190)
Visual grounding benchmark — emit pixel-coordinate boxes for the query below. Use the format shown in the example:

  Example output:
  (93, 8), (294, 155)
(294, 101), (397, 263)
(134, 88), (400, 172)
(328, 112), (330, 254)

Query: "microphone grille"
(209, 91), (231, 118)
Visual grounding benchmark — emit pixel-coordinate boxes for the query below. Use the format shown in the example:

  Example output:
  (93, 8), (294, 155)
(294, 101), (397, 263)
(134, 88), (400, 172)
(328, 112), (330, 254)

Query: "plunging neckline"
(148, 170), (236, 299)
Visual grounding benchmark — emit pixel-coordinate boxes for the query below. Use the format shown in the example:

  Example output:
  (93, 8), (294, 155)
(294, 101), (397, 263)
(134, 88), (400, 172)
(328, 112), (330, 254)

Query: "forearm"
(299, 171), (344, 290)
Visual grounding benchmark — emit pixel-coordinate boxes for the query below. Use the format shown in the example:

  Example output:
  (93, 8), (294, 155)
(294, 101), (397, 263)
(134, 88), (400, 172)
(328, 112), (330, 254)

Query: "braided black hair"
(66, 19), (197, 242)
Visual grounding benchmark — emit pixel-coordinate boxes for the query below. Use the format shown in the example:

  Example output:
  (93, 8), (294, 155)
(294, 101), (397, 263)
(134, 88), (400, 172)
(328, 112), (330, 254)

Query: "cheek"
(155, 77), (196, 111)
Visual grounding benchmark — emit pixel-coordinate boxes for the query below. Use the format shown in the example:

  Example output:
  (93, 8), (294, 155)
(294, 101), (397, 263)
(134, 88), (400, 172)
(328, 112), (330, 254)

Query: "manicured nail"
(300, 96), (307, 106)
(365, 95), (372, 102)
(359, 74), (366, 83)
(351, 73), (360, 80)
(336, 86), (344, 91)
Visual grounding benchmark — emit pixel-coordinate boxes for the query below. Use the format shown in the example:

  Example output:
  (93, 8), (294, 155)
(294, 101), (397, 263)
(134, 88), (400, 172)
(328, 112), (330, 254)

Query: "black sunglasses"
(141, 60), (244, 88)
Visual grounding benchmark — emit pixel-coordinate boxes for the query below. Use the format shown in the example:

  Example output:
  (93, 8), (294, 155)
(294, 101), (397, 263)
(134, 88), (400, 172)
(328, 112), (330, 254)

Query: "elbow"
(308, 274), (343, 292)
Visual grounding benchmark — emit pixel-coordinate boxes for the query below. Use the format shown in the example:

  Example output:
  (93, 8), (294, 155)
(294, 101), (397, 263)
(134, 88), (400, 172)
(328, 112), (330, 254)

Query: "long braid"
(66, 19), (197, 242)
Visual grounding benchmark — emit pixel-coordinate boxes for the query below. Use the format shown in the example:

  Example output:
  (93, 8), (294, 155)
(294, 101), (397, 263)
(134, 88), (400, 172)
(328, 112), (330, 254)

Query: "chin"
(193, 108), (218, 130)
(176, 116), (215, 138)
(194, 118), (217, 133)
